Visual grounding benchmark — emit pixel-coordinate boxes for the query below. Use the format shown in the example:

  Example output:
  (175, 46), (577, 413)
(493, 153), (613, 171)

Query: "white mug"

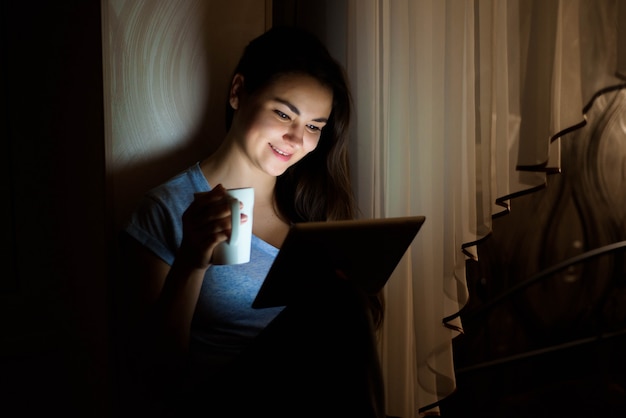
(212, 187), (254, 265)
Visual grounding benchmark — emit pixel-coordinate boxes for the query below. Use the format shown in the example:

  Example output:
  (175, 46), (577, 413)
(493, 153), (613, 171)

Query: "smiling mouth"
(269, 143), (292, 157)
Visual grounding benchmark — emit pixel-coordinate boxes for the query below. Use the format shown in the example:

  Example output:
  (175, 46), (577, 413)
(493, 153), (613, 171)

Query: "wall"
(272, 0), (347, 66)
(102, 0), (270, 232)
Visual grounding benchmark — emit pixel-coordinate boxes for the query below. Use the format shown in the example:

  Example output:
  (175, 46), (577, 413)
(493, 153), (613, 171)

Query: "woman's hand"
(177, 184), (247, 270)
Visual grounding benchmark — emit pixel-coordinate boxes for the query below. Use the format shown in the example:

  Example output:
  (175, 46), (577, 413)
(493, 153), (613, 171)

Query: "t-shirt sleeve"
(124, 193), (182, 266)
(123, 163), (206, 266)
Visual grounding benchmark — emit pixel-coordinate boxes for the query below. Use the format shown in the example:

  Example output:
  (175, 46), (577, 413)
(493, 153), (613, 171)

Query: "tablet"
(252, 216), (426, 308)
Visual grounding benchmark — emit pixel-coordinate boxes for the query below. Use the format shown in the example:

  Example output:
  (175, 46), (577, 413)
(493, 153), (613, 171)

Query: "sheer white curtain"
(345, 0), (625, 416)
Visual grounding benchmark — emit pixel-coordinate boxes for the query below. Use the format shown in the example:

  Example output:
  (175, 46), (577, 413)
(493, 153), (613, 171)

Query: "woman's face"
(231, 73), (333, 177)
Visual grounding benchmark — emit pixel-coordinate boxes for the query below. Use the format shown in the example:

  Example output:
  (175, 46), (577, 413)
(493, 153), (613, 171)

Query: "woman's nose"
(283, 123), (304, 145)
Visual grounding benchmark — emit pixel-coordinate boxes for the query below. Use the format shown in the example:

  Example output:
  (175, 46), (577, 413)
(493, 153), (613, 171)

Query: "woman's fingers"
(178, 185), (248, 269)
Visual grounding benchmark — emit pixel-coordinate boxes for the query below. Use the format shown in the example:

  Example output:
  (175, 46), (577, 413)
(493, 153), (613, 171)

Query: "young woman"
(121, 26), (386, 417)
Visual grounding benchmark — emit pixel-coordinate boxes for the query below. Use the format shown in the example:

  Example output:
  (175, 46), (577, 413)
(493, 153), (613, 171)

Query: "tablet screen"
(252, 216), (425, 308)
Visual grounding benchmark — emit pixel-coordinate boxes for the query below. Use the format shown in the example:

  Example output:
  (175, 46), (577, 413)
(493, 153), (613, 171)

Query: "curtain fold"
(346, 1), (625, 416)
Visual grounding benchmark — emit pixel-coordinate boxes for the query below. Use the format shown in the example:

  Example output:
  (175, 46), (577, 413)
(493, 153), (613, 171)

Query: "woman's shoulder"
(125, 162), (208, 249)
(148, 162), (210, 200)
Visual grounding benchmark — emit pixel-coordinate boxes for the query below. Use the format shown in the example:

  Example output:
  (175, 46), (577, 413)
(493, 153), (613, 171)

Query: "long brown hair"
(226, 26), (385, 328)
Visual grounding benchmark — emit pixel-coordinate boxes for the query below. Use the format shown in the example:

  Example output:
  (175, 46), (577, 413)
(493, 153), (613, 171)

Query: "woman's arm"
(122, 184), (241, 378)
(124, 238), (205, 363)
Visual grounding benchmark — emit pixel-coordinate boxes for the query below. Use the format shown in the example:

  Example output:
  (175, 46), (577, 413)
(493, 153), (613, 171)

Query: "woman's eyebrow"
(274, 97), (328, 123)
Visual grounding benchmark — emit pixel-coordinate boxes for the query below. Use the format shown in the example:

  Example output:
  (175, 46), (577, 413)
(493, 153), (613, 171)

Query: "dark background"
(1, 0), (109, 416)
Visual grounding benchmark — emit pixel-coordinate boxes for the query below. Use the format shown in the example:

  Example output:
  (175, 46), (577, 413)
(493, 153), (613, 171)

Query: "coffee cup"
(212, 187), (254, 265)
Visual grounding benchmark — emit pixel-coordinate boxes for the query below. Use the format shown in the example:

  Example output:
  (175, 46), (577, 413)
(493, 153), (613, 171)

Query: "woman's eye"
(306, 124), (321, 132)
(274, 110), (290, 120)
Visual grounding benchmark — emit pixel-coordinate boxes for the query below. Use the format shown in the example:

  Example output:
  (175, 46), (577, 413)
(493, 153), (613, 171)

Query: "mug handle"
(229, 197), (240, 245)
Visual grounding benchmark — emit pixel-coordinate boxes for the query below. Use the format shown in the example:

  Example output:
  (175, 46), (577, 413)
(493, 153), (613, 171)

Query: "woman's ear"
(229, 74), (244, 110)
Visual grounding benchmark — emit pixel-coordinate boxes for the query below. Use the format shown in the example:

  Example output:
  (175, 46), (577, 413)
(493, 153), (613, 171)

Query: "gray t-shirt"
(125, 162), (284, 373)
